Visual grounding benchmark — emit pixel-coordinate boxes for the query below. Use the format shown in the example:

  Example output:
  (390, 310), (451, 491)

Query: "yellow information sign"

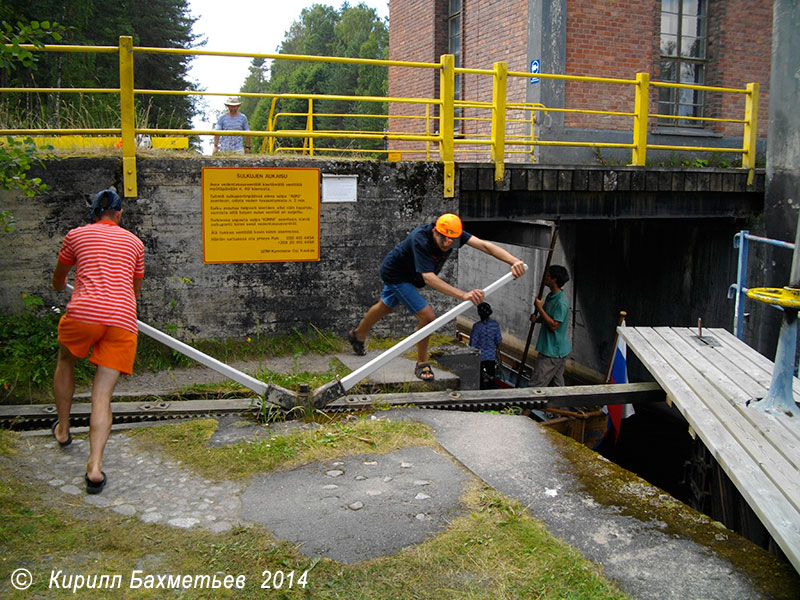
(202, 167), (320, 263)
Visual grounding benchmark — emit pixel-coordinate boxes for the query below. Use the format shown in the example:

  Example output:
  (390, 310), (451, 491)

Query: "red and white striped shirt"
(58, 221), (145, 334)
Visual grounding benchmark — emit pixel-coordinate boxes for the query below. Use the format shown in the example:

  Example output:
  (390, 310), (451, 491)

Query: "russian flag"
(607, 321), (635, 442)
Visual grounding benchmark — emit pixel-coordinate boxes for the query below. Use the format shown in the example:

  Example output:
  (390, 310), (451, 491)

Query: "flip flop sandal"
(348, 329), (366, 356)
(51, 421), (72, 447)
(415, 362), (435, 382)
(85, 472), (107, 495)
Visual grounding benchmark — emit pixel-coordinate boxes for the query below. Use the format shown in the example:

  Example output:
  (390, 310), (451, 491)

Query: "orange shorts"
(57, 314), (138, 375)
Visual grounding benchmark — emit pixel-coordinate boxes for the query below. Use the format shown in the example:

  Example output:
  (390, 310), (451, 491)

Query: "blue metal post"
(733, 230), (749, 339)
(754, 210), (800, 415)
(758, 306), (799, 416)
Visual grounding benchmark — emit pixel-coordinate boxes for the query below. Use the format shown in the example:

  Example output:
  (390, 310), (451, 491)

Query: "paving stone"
(140, 512), (162, 524)
(84, 495), (111, 508)
(113, 504), (137, 516)
(168, 517), (200, 528)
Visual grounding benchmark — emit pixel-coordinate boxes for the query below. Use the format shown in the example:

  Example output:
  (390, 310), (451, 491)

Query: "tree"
(251, 2), (388, 154)
(0, 19), (63, 208)
(0, 0), (200, 130)
(239, 57), (269, 121)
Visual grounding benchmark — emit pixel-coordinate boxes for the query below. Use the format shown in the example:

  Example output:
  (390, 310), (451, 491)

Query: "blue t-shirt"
(470, 318), (502, 361)
(215, 113), (249, 152)
(535, 289), (571, 358)
(380, 223), (472, 288)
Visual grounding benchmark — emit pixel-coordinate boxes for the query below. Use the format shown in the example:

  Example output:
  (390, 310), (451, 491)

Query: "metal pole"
(734, 230), (749, 339)
(516, 226), (558, 387)
(604, 311), (627, 383)
(338, 266), (526, 392)
(64, 284), (269, 396)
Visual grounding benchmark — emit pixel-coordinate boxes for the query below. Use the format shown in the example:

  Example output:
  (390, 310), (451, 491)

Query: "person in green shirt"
(530, 264), (571, 387)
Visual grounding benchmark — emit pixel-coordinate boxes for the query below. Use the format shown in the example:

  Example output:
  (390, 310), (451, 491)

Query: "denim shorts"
(380, 282), (428, 315)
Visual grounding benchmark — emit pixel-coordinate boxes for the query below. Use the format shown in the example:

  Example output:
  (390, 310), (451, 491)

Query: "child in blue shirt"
(470, 302), (502, 389)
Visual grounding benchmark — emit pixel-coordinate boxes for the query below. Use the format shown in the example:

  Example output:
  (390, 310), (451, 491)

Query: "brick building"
(388, 0), (772, 164)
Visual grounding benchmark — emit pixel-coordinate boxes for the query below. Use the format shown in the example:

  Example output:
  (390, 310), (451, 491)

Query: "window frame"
(448, 0), (463, 126)
(658, 0), (709, 129)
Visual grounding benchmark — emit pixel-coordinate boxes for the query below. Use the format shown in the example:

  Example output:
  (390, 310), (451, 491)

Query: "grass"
(254, 360), (351, 392)
(0, 317), (350, 403)
(0, 310), (459, 404)
(125, 415), (439, 481)
(0, 422), (630, 600)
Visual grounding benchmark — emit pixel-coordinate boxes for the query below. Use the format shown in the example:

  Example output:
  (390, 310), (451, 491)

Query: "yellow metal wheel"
(746, 286), (800, 308)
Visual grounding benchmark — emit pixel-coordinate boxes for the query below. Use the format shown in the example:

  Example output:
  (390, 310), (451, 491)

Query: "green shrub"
(0, 295), (92, 402)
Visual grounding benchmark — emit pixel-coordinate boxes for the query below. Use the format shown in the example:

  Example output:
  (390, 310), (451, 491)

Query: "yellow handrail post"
(118, 36), (137, 197)
(306, 98), (314, 156)
(742, 82), (759, 186)
(266, 97), (278, 154)
(491, 61), (508, 182)
(439, 54), (455, 198)
(631, 72), (649, 166)
(529, 106), (536, 164)
(425, 104), (431, 161)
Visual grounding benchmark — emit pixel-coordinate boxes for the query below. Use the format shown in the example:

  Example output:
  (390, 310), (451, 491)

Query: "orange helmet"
(435, 213), (463, 238)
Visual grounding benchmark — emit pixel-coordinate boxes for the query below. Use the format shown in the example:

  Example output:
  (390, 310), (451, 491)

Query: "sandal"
(85, 472), (107, 495)
(51, 420), (72, 447)
(348, 329), (366, 356)
(414, 362), (435, 382)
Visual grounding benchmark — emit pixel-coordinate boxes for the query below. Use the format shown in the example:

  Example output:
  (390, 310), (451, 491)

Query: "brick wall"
(563, 0), (771, 137)
(388, 0), (772, 153)
(706, 0), (771, 137)
(461, 0), (531, 163)
(388, 0), (446, 156)
(565, 0), (658, 130)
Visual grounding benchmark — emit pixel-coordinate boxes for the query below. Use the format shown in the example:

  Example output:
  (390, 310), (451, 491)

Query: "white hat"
(224, 97), (242, 106)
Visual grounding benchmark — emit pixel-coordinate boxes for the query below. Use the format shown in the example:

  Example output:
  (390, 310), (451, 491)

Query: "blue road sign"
(530, 59), (540, 84)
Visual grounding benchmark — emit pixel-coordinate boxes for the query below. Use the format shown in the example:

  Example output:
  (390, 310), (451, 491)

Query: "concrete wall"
(0, 157), (469, 343)
(0, 156), (764, 380)
(759, 0), (800, 358)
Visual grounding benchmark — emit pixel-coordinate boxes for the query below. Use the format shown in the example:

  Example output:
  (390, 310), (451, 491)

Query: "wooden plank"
(672, 328), (768, 401)
(670, 329), (800, 468)
(328, 383), (664, 410)
(655, 328), (800, 490)
(618, 327), (800, 572)
(708, 328), (800, 446)
(700, 328), (775, 390)
(711, 328), (800, 398)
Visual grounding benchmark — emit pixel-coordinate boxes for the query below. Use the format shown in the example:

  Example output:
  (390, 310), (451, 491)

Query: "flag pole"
(515, 224), (559, 388)
(604, 310), (627, 383)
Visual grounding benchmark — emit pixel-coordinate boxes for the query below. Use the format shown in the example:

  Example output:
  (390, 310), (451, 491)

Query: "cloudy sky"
(186, 0), (389, 150)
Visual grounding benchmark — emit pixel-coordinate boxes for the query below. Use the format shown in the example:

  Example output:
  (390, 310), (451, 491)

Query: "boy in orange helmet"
(348, 213), (525, 382)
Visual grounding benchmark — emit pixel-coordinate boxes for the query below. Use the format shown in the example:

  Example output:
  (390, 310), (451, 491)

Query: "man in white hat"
(213, 97), (250, 154)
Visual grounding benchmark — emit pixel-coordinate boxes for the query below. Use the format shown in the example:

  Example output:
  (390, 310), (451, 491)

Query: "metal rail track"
(0, 383), (663, 429)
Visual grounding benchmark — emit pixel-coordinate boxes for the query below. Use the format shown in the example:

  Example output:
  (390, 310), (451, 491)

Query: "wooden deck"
(618, 326), (800, 573)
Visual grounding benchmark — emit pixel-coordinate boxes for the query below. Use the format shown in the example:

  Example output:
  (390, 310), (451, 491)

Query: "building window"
(448, 0), (462, 124)
(658, 0), (707, 127)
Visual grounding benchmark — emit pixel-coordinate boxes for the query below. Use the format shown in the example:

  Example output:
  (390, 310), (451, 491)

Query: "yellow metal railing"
(1, 36), (760, 197)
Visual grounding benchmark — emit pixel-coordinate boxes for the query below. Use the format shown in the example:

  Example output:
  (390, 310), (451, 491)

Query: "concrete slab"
(240, 445), (471, 563)
(397, 408), (771, 600)
(335, 351), (460, 392)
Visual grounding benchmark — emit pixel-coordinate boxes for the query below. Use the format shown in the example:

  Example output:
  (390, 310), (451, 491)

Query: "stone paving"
(27, 425), (245, 534)
(16, 412), (472, 562)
